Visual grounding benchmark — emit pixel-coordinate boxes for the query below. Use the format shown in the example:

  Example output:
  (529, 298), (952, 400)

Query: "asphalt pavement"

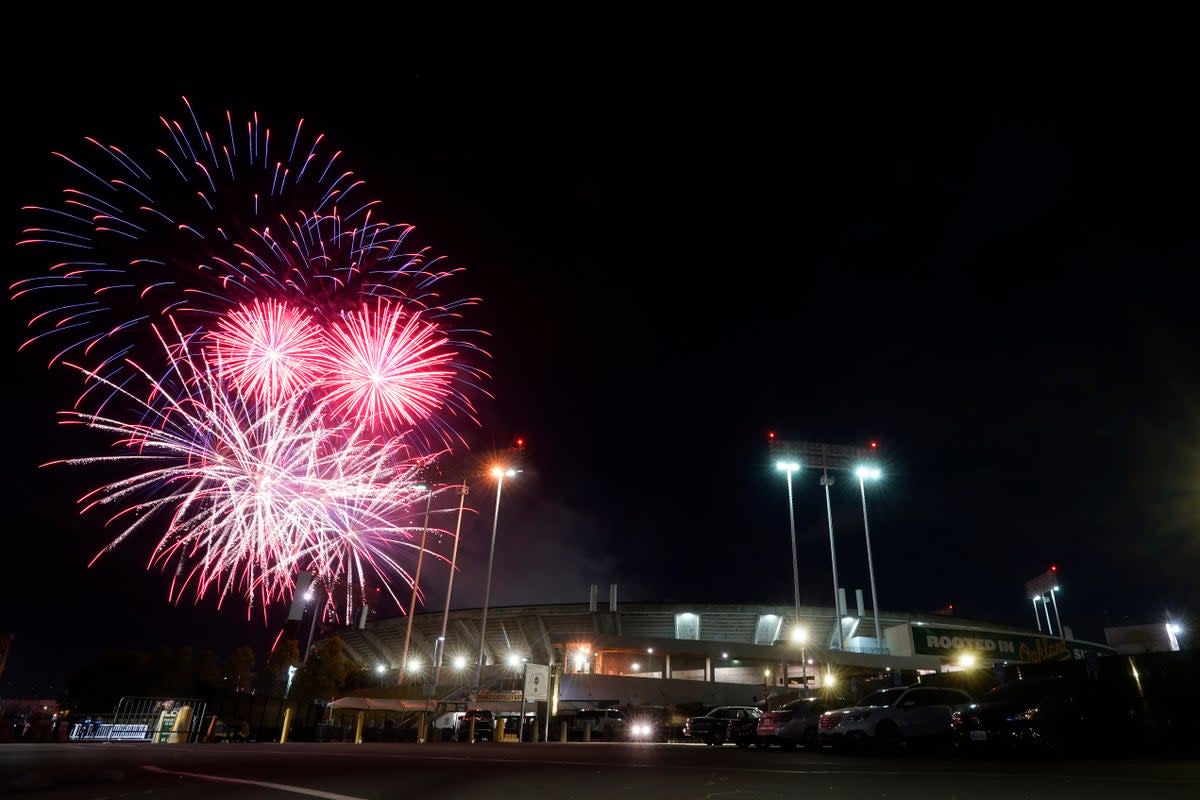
(3, 741), (1198, 799)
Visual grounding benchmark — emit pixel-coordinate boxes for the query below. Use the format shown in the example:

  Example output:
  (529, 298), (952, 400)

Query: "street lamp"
(854, 465), (883, 649)
(475, 465), (517, 688)
(775, 460), (803, 636)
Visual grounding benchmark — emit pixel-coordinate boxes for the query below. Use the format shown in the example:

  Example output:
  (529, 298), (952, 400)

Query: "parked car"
(819, 685), (973, 751)
(757, 695), (855, 750)
(457, 708), (495, 741)
(567, 708), (626, 740)
(683, 706), (762, 747)
(951, 675), (1108, 755)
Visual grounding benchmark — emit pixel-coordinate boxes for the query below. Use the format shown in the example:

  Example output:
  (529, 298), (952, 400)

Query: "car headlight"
(1005, 706), (1039, 722)
(632, 724), (649, 736)
(843, 710), (874, 722)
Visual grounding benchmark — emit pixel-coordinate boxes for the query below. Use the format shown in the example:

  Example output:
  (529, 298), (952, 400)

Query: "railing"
(69, 696), (208, 743)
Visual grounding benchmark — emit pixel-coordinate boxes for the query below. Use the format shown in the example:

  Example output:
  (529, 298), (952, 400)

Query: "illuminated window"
(675, 612), (700, 640)
(754, 614), (783, 645)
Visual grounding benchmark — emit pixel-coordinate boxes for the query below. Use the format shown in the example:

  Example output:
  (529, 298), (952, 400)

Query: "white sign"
(523, 663), (550, 702)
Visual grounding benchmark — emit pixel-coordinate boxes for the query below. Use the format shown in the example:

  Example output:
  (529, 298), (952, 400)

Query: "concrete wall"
(559, 674), (761, 709)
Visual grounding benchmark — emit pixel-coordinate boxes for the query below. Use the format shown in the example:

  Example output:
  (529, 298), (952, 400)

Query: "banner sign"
(472, 690), (523, 702)
(523, 663), (550, 702)
(912, 625), (1113, 662)
(69, 723), (150, 741)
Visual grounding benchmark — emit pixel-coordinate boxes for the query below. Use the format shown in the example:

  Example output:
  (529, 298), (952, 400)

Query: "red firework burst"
(316, 300), (457, 431)
(206, 299), (325, 405)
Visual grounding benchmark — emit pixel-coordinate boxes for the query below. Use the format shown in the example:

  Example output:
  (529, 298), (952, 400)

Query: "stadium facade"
(329, 599), (1115, 709)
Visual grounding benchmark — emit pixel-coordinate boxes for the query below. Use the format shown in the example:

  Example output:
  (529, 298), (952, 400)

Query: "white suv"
(818, 686), (973, 751)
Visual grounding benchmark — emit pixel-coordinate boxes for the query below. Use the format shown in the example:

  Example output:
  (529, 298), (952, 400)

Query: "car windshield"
(857, 688), (908, 707)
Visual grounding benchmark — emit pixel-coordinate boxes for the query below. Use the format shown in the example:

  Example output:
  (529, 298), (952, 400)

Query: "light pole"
(855, 466), (883, 649)
(475, 465), (516, 689)
(776, 460), (802, 634)
(302, 581), (323, 665)
(400, 485), (435, 685)
(432, 481), (469, 689)
(820, 469), (844, 650)
(791, 626), (808, 692)
(1049, 586), (1065, 641)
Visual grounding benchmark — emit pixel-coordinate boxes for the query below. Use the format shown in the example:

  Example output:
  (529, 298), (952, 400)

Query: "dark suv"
(952, 676), (1107, 754)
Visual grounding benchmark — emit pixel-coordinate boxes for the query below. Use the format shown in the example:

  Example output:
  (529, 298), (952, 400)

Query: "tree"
(290, 637), (352, 703)
(262, 639), (300, 693)
(224, 646), (256, 693)
(62, 650), (151, 713)
(194, 650), (222, 696)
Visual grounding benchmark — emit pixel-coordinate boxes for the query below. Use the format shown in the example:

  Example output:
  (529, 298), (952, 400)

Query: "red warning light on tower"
(870, 441), (878, 449)
(1051, 565), (1057, 572)
(514, 437), (526, 449)
(768, 431), (776, 441)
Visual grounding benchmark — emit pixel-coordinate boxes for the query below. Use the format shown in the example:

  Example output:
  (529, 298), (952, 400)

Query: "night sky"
(3, 5), (1198, 697)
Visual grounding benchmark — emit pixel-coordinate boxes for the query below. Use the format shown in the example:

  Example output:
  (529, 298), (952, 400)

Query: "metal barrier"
(69, 696), (208, 743)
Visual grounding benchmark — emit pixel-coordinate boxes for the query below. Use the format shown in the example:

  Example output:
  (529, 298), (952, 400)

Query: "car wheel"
(845, 731), (869, 752)
(875, 721), (901, 754)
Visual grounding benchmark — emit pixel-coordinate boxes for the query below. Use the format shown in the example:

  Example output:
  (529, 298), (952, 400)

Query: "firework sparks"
(317, 299), (458, 432)
(53, 326), (451, 617)
(206, 298), (324, 405)
(12, 98), (489, 451)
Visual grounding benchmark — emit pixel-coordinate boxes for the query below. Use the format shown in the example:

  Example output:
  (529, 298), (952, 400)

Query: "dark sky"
(3, 5), (1198, 697)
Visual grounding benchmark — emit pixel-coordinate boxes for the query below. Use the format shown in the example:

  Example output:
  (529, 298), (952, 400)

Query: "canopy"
(328, 697), (430, 712)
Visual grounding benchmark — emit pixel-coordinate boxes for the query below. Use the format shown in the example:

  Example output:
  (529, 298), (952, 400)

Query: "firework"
(53, 326), (453, 618)
(316, 299), (458, 433)
(12, 97), (489, 451)
(206, 298), (325, 405)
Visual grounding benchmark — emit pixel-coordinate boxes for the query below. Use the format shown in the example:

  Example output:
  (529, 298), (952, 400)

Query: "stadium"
(327, 592), (1116, 713)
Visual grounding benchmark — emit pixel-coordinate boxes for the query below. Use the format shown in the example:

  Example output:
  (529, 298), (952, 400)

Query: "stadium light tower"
(775, 459), (802, 631)
(1025, 566), (1061, 637)
(433, 480), (470, 689)
(791, 626), (809, 690)
(400, 483), (435, 685)
(855, 465), (883, 647)
(820, 469), (842, 649)
(767, 436), (877, 652)
(475, 464), (517, 688)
